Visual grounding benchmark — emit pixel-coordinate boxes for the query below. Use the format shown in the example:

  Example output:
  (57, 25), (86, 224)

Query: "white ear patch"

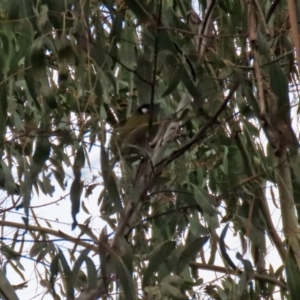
(141, 107), (149, 114)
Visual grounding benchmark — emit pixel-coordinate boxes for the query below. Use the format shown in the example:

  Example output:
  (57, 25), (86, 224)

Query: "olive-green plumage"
(111, 104), (160, 159)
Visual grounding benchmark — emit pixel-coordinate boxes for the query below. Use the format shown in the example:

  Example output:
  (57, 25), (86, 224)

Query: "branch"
(275, 155), (300, 266)
(265, 0), (281, 23)
(287, 0), (300, 74)
(198, 0), (217, 59)
(148, 0), (162, 141)
(154, 81), (239, 172)
(0, 220), (97, 251)
(190, 262), (287, 290)
(0, 268), (19, 300)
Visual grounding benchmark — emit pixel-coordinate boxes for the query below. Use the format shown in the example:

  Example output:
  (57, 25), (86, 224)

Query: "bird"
(110, 103), (160, 163)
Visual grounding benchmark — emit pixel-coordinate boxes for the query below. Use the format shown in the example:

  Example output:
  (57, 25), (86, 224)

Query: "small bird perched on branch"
(110, 103), (160, 164)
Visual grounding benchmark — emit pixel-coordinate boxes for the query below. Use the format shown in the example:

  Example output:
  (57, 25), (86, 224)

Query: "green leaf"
(57, 35), (74, 84)
(1, 161), (16, 195)
(72, 253), (85, 285)
(36, 249), (48, 262)
(7, 0), (19, 20)
(31, 127), (51, 177)
(267, 61), (290, 122)
(50, 254), (60, 292)
(109, 11), (123, 69)
(90, 34), (116, 93)
(41, 173), (54, 196)
(124, 0), (154, 24)
(71, 146), (85, 229)
(70, 177), (83, 230)
(12, 111), (24, 131)
(175, 236), (209, 274)
(45, 0), (66, 30)
(161, 64), (183, 98)
(73, 145), (85, 174)
(193, 185), (217, 215)
(29, 241), (47, 258)
(100, 146), (122, 212)
(120, 22), (136, 68)
(57, 249), (74, 298)
(142, 241), (176, 288)
(30, 36), (57, 109)
(52, 168), (65, 191)
(110, 247), (136, 300)
(160, 282), (187, 300)
(285, 248), (300, 299)
(0, 73), (7, 158)
(161, 274), (184, 286)
(84, 255), (97, 289)
(222, 146), (228, 175)
(24, 51), (40, 109)
(237, 272), (248, 296)
(219, 223), (236, 270)
(0, 268), (19, 300)
(78, 224), (97, 241)
(134, 53), (153, 104)
(0, 243), (20, 260)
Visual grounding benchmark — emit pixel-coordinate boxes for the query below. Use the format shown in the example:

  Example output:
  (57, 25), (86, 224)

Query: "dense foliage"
(0, 0), (300, 299)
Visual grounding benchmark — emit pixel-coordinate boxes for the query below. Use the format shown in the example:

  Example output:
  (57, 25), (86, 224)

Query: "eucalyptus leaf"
(142, 241), (176, 288)
(175, 236), (209, 275)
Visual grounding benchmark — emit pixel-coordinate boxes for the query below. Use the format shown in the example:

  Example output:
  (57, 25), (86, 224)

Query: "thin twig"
(154, 82), (239, 172)
(149, 0), (162, 130)
(190, 262), (287, 290)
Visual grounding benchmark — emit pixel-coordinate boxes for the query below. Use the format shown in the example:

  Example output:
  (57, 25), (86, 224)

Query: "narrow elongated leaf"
(160, 282), (188, 300)
(90, 35), (116, 92)
(78, 224), (97, 241)
(30, 37), (57, 109)
(29, 241), (47, 258)
(109, 11), (123, 69)
(1, 161), (16, 194)
(50, 254), (60, 293)
(267, 62), (290, 122)
(18, 118), (51, 227)
(120, 22), (136, 68)
(134, 53), (153, 104)
(0, 243), (20, 260)
(107, 245), (136, 300)
(72, 253), (86, 285)
(71, 146), (85, 229)
(24, 51), (41, 109)
(175, 236), (209, 274)
(70, 177), (83, 230)
(161, 64), (183, 98)
(0, 73), (7, 158)
(100, 145), (122, 212)
(124, 0), (154, 24)
(142, 241), (176, 288)
(45, 0), (66, 30)
(72, 146), (85, 175)
(31, 134), (51, 177)
(57, 35), (74, 84)
(219, 223), (237, 270)
(57, 249), (74, 298)
(285, 248), (300, 299)
(193, 185), (217, 215)
(84, 255), (97, 289)
(7, 0), (19, 20)
(0, 268), (19, 300)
